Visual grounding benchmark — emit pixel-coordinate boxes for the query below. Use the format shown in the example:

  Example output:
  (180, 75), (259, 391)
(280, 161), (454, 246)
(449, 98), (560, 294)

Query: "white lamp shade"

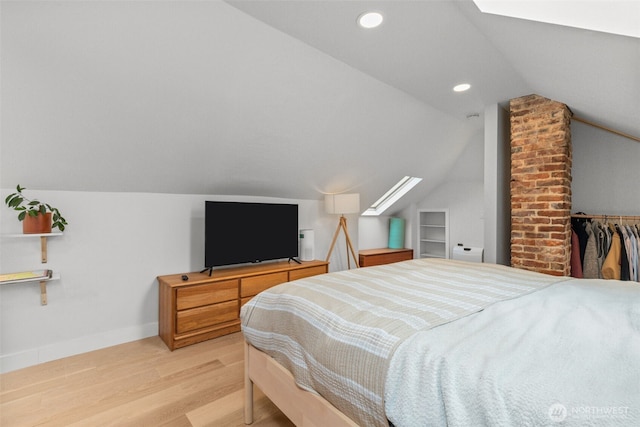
(325, 193), (360, 215)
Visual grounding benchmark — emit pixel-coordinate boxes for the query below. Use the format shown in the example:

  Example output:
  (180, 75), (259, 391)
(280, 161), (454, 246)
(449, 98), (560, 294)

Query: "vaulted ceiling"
(2, 1), (638, 214)
(227, 0), (639, 137)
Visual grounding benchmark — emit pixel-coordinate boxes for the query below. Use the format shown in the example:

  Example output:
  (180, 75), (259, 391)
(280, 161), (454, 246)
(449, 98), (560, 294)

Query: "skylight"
(473, 0), (640, 39)
(362, 176), (423, 216)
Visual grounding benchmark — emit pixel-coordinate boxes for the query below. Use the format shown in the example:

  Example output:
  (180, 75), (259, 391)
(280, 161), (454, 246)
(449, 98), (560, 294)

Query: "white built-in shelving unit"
(417, 209), (449, 259)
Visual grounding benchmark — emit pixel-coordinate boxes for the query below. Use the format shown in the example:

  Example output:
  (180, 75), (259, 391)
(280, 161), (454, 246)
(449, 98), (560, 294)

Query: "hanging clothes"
(572, 214), (640, 282)
(627, 225), (638, 281)
(618, 226), (630, 281)
(571, 217), (589, 266)
(601, 224), (622, 280)
(571, 229), (583, 278)
(582, 224), (599, 279)
(592, 221), (609, 279)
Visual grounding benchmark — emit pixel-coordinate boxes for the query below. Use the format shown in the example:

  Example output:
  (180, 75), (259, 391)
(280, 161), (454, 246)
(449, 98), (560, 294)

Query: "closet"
(571, 214), (640, 282)
(570, 114), (639, 282)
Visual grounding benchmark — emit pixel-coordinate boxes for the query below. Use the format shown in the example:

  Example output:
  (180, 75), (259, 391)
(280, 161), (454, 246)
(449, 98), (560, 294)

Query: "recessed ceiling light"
(453, 83), (471, 92)
(358, 12), (383, 29)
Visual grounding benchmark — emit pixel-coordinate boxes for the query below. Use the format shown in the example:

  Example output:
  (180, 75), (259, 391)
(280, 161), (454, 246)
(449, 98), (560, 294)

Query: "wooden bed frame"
(244, 340), (359, 426)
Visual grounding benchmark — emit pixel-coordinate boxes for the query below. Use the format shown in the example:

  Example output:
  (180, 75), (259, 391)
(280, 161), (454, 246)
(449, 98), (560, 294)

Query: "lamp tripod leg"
(326, 215), (360, 269)
(341, 217), (360, 268)
(325, 218), (343, 263)
(344, 218), (351, 269)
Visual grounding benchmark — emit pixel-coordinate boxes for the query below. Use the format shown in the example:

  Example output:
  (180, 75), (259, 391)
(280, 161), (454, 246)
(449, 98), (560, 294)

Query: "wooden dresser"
(158, 260), (328, 350)
(358, 248), (414, 267)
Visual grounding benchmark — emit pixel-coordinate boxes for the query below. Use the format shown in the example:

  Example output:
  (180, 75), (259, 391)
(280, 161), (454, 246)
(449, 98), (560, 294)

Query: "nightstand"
(358, 248), (414, 267)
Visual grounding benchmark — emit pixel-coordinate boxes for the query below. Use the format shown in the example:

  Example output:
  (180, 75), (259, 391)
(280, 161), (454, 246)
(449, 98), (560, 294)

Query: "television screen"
(205, 201), (299, 268)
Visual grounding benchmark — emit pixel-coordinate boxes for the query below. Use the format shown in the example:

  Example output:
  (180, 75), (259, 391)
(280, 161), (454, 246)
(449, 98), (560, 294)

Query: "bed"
(241, 258), (640, 426)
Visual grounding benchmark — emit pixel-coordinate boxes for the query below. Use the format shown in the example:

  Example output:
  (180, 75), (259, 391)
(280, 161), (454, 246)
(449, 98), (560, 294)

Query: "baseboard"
(0, 322), (158, 374)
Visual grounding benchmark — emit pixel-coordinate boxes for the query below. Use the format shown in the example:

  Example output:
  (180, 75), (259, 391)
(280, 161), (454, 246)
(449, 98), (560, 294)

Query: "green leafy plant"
(4, 185), (68, 231)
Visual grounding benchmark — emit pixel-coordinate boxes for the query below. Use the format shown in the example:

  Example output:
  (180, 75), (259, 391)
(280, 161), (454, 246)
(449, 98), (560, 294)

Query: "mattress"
(241, 258), (577, 426)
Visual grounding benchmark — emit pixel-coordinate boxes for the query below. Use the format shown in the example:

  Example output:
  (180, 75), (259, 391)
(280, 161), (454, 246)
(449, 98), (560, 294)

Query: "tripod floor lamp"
(325, 193), (360, 269)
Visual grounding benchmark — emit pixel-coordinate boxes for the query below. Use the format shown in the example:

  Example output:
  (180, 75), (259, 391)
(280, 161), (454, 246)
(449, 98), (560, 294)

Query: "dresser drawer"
(241, 271), (288, 298)
(158, 260), (329, 350)
(289, 265), (327, 281)
(176, 279), (238, 310)
(176, 300), (238, 334)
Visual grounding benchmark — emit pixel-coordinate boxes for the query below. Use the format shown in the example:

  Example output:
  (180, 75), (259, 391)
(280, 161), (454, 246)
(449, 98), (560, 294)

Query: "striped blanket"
(240, 259), (568, 427)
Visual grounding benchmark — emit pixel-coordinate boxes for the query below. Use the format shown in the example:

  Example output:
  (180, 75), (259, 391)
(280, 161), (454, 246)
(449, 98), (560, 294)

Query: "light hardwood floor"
(0, 332), (294, 427)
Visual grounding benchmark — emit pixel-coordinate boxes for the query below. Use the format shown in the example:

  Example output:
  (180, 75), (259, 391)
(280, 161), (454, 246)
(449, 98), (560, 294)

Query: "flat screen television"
(204, 201), (299, 269)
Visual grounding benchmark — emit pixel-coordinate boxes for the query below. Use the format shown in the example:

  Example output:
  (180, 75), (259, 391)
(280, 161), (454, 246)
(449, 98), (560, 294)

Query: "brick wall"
(510, 94), (572, 276)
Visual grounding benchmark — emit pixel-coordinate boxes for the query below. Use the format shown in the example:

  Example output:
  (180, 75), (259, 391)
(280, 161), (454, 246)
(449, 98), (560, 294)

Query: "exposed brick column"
(510, 94), (572, 276)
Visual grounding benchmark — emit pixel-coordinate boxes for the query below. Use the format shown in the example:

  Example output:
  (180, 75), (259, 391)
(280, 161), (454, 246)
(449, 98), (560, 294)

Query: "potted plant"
(4, 185), (68, 233)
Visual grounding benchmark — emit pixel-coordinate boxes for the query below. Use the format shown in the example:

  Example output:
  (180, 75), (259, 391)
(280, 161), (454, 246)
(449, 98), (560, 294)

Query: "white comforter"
(385, 278), (640, 426)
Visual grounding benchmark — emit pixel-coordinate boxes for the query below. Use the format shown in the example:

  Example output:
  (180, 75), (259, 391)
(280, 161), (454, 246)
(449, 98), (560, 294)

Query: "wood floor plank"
(0, 333), (292, 427)
(34, 356), (237, 425)
(188, 387), (294, 427)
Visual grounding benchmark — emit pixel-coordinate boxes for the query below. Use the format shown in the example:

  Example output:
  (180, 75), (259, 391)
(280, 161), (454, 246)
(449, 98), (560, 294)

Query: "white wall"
(414, 182), (484, 259)
(358, 216), (392, 250)
(1, 0), (474, 208)
(407, 129), (485, 259)
(571, 121), (640, 215)
(358, 125), (486, 257)
(0, 189), (347, 373)
(483, 104), (511, 265)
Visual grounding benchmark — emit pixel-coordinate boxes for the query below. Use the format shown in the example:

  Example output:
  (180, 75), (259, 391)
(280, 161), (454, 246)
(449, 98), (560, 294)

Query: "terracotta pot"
(23, 212), (52, 234)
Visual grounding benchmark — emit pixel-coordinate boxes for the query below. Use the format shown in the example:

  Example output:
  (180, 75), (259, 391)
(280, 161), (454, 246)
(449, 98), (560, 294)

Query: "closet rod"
(572, 214), (640, 221)
(572, 116), (640, 144)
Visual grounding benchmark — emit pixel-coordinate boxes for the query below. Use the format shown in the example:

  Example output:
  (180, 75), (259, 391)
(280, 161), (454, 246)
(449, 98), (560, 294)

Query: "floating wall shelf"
(0, 273), (60, 305)
(3, 232), (63, 263)
(2, 233), (64, 305)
